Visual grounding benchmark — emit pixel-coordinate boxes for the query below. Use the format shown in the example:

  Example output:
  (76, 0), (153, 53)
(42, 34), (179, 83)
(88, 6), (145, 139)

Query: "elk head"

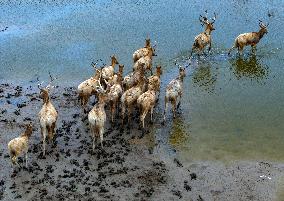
(199, 11), (216, 32)
(111, 55), (119, 66)
(259, 20), (268, 34)
(118, 64), (124, 74)
(145, 37), (151, 48)
(38, 72), (57, 103)
(179, 66), (186, 79)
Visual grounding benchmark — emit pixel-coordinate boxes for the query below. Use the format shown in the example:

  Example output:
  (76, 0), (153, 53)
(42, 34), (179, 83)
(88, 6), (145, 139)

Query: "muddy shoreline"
(0, 83), (283, 201)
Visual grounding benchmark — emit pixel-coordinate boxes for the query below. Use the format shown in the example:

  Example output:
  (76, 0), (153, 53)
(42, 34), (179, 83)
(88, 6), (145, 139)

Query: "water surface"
(0, 0), (284, 162)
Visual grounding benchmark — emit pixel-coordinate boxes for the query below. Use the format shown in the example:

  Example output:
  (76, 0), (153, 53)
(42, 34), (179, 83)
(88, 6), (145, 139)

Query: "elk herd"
(7, 11), (269, 168)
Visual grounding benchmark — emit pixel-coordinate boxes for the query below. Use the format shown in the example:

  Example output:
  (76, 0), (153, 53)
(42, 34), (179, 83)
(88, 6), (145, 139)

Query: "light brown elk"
(107, 73), (123, 123)
(121, 78), (146, 125)
(8, 124), (33, 168)
(78, 64), (102, 108)
(163, 67), (186, 123)
(133, 46), (156, 74)
(101, 55), (119, 81)
(133, 38), (152, 62)
(123, 62), (146, 91)
(228, 20), (268, 55)
(38, 73), (58, 156)
(88, 83), (108, 152)
(190, 12), (216, 56)
(137, 76), (161, 129)
(148, 65), (163, 92)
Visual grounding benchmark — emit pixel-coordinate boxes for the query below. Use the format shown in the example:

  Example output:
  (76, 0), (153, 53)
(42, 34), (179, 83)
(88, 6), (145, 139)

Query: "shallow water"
(0, 0), (284, 162)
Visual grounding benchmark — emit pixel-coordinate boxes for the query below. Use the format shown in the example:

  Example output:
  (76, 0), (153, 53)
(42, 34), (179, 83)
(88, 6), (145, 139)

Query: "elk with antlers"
(228, 20), (269, 55)
(190, 11), (217, 56)
(101, 55), (119, 81)
(88, 83), (108, 152)
(133, 38), (153, 62)
(8, 124), (33, 168)
(163, 67), (186, 123)
(38, 73), (58, 156)
(78, 63), (102, 108)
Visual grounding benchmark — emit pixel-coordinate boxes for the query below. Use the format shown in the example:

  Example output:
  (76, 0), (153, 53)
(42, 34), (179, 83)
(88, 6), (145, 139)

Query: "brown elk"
(121, 78), (147, 125)
(190, 11), (216, 56)
(107, 73), (123, 123)
(123, 62), (147, 91)
(163, 67), (186, 123)
(8, 124), (33, 168)
(133, 46), (156, 75)
(38, 73), (58, 156)
(228, 20), (269, 55)
(88, 83), (108, 152)
(78, 63), (102, 108)
(133, 38), (154, 62)
(148, 65), (163, 92)
(101, 55), (119, 81)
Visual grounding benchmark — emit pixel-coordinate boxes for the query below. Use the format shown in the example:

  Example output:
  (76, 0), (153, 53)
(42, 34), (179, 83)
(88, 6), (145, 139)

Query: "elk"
(107, 73), (123, 123)
(101, 55), (119, 81)
(121, 78), (146, 126)
(78, 63), (102, 108)
(38, 73), (58, 156)
(163, 67), (186, 123)
(133, 38), (153, 62)
(228, 20), (269, 55)
(148, 65), (163, 93)
(123, 62), (146, 91)
(190, 11), (216, 56)
(8, 124), (33, 168)
(137, 80), (160, 129)
(133, 46), (156, 75)
(88, 83), (108, 152)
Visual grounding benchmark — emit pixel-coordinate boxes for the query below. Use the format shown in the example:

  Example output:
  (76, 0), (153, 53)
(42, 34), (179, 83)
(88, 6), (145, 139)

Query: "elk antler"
(46, 72), (57, 90)
(211, 12), (217, 24)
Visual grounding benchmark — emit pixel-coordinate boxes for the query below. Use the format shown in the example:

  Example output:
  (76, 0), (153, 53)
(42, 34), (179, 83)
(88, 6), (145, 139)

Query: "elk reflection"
(169, 119), (188, 149)
(230, 54), (269, 81)
(192, 62), (218, 92)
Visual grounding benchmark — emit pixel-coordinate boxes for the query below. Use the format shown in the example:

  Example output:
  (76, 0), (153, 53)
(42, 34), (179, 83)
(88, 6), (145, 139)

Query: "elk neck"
(258, 28), (266, 39)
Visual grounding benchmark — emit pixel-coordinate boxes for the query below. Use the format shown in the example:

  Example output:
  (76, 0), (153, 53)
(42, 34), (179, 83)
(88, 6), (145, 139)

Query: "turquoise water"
(0, 0), (284, 161)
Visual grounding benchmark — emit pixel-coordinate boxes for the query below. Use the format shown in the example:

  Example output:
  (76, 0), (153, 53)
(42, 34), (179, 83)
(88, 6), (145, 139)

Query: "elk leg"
(177, 93), (182, 109)
(150, 106), (154, 123)
(25, 150), (28, 168)
(111, 103), (115, 123)
(43, 136), (46, 156)
(251, 44), (256, 54)
(100, 128), (104, 148)
(172, 100), (177, 119)
(163, 98), (168, 124)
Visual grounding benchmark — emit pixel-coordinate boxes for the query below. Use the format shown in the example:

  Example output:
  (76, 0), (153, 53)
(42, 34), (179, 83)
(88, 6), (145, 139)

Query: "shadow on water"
(229, 54), (269, 82)
(192, 60), (219, 93)
(168, 117), (189, 150)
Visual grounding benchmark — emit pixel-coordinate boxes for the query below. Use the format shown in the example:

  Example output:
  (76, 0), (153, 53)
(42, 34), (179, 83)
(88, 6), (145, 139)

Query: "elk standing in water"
(38, 73), (58, 156)
(133, 46), (156, 75)
(190, 11), (216, 56)
(88, 83), (108, 152)
(133, 38), (152, 62)
(163, 67), (186, 123)
(8, 124), (33, 168)
(123, 62), (146, 91)
(137, 66), (162, 130)
(228, 20), (269, 55)
(121, 78), (147, 126)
